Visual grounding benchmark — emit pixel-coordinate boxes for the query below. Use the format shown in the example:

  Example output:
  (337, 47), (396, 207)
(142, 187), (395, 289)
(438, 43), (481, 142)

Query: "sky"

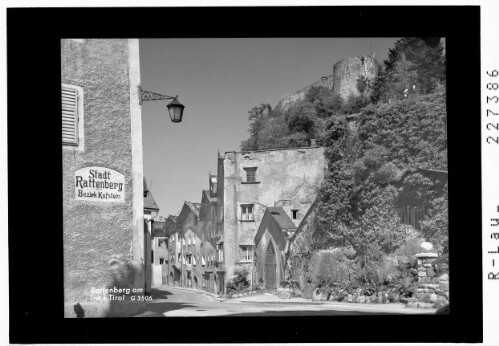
(139, 38), (399, 217)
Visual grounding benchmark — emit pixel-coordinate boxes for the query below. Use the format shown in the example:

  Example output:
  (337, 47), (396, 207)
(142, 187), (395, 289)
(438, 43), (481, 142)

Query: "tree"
(254, 117), (290, 150)
(316, 91), (447, 288)
(240, 103), (273, 151)
(371, 37), (445, 103)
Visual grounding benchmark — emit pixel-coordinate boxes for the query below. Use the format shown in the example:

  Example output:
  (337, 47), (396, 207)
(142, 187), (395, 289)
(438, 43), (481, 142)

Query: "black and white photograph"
(6, 4), (488, 344)
(62, 37), (449, 318)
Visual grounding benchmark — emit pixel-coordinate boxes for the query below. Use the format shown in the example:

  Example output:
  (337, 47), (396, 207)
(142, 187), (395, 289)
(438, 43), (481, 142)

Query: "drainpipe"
(251, 240), (255, 291)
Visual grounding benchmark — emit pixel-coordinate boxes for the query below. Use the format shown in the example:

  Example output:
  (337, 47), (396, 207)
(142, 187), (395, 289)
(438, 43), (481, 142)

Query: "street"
(137, 286), (435, 317)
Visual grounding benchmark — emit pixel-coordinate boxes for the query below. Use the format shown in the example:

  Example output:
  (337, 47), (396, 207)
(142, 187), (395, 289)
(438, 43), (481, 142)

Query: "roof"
(266, 207), (297, 231)
(185, 201), (201, 217)
(290, 200), (318, 243)
(202, 190), (218, 203)
(143, 178), (159, 212)
(254, 207), (297, 250)
(152, 218), (166, 232)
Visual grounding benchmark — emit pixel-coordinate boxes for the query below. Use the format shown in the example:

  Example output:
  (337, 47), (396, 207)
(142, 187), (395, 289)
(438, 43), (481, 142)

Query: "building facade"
(163, 144), (325, 295)
(216, 144), (326, 289)
(151, 216), (168, 287)
(62, 39), (147, 317)
(254, 207), (298, 290)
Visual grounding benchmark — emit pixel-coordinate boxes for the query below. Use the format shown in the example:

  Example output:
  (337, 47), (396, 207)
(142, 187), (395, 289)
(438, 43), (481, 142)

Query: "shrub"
(388, 292), (397, 302)
(337, 290), (347, 301)
(226, 267), (250, 297)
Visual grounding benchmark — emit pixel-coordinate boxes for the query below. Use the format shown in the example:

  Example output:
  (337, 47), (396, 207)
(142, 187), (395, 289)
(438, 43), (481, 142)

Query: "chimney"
(310, 138), (317, 147)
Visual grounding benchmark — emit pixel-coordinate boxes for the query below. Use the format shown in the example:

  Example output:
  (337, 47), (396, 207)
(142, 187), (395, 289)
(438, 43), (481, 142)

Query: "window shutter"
(62, 85), (78, 145)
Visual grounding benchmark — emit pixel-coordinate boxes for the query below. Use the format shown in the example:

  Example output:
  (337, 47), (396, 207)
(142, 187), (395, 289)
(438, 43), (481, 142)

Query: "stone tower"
(332, 55), (377, 102)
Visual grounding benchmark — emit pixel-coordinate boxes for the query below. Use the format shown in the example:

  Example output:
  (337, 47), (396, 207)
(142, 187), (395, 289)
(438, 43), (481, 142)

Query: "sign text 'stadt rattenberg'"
(74, 167), (125, 202)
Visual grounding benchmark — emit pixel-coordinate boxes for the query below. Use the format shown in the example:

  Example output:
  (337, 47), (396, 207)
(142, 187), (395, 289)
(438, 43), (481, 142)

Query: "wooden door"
(265, 242), (277, 290)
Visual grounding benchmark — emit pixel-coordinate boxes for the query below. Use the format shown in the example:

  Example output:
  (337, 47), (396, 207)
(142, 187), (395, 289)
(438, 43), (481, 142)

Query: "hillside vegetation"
(240, 37), (448, 298)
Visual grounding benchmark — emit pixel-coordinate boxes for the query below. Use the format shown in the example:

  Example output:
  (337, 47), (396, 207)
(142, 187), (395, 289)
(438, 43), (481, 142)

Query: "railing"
(395, 206), (425, 231)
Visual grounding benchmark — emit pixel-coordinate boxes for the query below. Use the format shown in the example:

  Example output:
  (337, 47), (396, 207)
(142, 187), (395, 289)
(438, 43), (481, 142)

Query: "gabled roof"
(143, 178), (159, 212)
(290, 200), (318, 243)
(152, 216), (166, 231)
(185, 201), (201, 217)
(202, 190), (217, 203)
(167, 215), (177, 222)
(254, 207), (297, 248)
(266, 207), (297, 230)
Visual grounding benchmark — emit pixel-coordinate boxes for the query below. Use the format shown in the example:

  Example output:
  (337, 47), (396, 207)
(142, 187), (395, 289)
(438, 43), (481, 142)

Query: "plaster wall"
(221, 146), (325, 285)
(181, 229), (204, 288)
(62, 39), (145, 317)
(153, 237), (168, 264)
(152, 265), (163, 287)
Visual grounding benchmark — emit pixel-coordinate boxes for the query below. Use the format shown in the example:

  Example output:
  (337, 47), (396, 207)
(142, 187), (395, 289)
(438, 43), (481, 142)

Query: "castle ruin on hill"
(275, 55), (378, 112)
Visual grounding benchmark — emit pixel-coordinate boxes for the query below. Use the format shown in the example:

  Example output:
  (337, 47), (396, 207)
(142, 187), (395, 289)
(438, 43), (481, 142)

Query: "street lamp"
(138, 86), (185, 123)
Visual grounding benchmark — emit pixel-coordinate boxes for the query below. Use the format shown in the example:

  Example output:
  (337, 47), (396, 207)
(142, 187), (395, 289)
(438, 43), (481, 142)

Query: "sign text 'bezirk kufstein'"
(75, 167), (125, 202)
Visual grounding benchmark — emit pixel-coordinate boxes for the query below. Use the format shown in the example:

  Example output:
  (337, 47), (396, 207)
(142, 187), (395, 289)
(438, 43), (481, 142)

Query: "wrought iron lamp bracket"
(138, 86), (178, 105)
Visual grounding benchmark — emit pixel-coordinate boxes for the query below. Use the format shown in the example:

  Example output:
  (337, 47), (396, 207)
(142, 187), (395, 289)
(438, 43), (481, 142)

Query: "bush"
(226, 267), (250, 297)
(388, 292), (398, 302)
(337, 290), (347, 301)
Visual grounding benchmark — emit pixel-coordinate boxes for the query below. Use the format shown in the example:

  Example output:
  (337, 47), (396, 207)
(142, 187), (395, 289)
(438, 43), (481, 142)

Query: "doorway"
(265, 241), (277, 290)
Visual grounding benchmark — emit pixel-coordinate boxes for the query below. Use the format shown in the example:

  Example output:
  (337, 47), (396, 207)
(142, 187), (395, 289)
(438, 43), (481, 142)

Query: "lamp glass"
(167, 99), (185, 123)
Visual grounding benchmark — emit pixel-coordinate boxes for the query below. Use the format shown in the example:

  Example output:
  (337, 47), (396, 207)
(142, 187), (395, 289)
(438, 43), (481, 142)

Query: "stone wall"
(274, 55), (378, 113)
(275, 74), (334, 113)
(332, 56), (377, 101)
(409, 253), (449, 309)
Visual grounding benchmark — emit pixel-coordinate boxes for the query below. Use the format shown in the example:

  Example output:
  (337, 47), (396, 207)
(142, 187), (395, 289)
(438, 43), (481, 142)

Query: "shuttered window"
(62, 85), (79, 145)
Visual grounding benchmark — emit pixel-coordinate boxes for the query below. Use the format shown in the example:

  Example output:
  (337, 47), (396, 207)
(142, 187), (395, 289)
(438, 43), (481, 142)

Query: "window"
(158, 239), (165, 247)
(187, 236), (191, 246)
(241, 204), (254, 221)
(186, 255), (192, 265)
(243, 167), (258, 183)
(292, 209), (299, 220)
(151, 250), (154, 263)
(159, 258), (164, 265)
(192, 236), (196, 245)
(219, 247), (224, 262)
(240, 245), (253, 261)
(62, 84), (81, 146)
